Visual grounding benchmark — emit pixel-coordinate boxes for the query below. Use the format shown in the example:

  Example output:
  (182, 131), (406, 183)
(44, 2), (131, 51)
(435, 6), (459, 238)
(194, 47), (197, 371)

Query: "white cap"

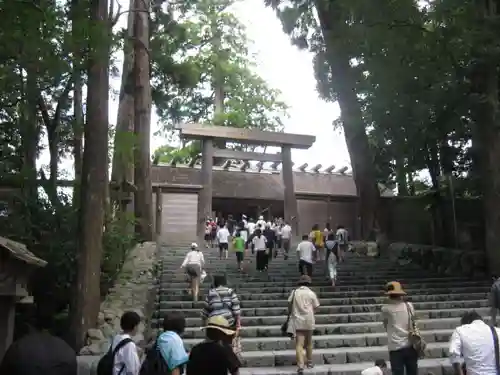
(259, 216), (264, 220)
(191, 242), (198, 249)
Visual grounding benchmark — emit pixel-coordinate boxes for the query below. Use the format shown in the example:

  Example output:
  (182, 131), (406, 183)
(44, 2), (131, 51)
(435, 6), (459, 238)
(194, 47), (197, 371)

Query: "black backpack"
(139, 340), (171, 375)
(96, 337), (134, 375)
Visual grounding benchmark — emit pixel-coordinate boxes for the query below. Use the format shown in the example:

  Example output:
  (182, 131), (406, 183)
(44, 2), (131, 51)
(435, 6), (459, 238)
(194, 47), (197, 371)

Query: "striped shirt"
(201, 286), (241, 326)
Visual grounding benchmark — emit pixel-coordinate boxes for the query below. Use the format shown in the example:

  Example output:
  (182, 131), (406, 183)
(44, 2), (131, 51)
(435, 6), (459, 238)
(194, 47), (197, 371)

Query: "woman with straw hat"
(381, 281), (419, 375)
(186, 316), (241, 375)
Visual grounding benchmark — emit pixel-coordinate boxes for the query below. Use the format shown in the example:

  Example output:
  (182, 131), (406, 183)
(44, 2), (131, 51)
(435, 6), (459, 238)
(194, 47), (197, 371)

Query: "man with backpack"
(97, 311), (141, 375)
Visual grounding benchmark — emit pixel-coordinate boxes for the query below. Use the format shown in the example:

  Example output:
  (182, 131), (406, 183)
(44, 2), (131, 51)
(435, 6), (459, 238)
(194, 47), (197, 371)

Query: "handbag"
(405, 302), (426, 358)
(489, 325), (500, 375)
(281, 290), (296, 337)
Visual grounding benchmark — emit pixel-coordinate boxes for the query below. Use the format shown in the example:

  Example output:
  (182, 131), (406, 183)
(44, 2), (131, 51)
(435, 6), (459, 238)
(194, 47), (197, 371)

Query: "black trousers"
(256, 250), (267, 271)
(389, 346), (418, 375)
(299, 260), (313, 277)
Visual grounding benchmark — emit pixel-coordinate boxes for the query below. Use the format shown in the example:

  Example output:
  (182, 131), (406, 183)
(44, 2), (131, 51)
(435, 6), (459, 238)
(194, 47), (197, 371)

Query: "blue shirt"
(157, 331), (189, 371)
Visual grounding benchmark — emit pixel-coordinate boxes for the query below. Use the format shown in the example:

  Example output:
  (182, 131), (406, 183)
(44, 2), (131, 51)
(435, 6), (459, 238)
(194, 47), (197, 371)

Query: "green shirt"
(233, 237), (245, 252)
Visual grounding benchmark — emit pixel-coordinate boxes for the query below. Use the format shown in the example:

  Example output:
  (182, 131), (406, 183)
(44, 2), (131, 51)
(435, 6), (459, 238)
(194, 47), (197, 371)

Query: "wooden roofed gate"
(152, 124), (316, 245)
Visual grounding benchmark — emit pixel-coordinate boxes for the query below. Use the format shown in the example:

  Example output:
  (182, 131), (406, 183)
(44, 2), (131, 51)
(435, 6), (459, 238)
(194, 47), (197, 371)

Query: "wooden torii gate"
(176, 124), (315, 242)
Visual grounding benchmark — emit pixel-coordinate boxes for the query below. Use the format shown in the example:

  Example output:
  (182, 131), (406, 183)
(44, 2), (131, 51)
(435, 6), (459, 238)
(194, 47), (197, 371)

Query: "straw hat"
(298, 275), (312, 285)
(385, 281), (406, 295)
(203, 316), (235, 336)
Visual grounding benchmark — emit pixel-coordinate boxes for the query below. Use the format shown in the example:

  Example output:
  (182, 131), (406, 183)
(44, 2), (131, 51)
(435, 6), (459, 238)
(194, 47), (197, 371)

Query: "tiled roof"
(0, 236), (47, 267)
(151, 165), (393, 199)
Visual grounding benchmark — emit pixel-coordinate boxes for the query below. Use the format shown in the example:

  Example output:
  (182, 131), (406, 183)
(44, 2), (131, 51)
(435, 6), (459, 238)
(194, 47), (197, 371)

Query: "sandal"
(297, 368), (304, 374)
(306, 361), (314, 369)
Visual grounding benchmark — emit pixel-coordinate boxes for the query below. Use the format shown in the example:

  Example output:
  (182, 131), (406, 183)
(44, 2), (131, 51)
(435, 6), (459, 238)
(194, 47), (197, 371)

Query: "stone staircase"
(153, 246), (490, 375)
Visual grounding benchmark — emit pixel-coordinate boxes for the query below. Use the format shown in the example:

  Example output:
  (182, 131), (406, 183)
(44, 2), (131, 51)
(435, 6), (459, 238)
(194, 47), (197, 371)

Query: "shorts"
(185, 264), (201, 278)
(235, 252), (244, 262)
(204, 233), (210, 241)
(219, 243), (229, 251)
(211, 231), (217, 240)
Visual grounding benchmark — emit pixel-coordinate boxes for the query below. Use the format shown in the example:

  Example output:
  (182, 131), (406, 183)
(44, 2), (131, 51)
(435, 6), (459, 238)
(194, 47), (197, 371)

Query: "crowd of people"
(201, 214), (351, 285)
(4, 214), (500, 375)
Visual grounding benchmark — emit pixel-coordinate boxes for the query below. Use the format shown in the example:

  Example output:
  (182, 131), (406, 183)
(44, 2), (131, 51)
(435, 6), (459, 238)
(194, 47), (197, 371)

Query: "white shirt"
(111, 333), (140, 375)
(449, 319), (500, 375)
(361, 366), (383, 375)
(336, 228), (348, 244)
(216, 227), (230, 243)
(247, 222), (256, 234)
(381, 301), (414, 351)
(252, 235), (267, 250)
(256, 219), (266, 228)
(297, 240), (315, 263)
(181, 250), (205, 268)
(281, 225), (292, 239)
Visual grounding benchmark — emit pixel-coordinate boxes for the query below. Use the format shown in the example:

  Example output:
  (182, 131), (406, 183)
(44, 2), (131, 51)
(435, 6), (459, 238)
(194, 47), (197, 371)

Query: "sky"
(38, 0), (351, 176)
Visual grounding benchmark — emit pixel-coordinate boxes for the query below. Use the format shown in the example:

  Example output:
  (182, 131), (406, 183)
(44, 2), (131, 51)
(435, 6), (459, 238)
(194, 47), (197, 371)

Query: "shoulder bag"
(281, 290), (296, 338)
(405, 302), (426, 358)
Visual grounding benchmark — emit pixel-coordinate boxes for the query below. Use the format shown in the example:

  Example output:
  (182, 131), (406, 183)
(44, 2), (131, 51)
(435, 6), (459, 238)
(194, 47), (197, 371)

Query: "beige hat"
(385, 281), (406, 295)
(202, 315), (235, 336)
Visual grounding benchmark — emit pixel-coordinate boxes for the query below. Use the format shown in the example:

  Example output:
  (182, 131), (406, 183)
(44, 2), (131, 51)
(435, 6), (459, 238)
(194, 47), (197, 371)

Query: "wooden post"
(281, 146), (299, 236)
(198, 139), (214, 243)
(155, 189), (163, 241)
(0, 296), (15, 361)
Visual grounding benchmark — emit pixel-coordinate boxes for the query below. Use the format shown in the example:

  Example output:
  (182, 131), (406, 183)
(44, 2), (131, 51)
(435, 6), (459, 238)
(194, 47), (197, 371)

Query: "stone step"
(76, 357), (452, 375)
(159, 269), (442, 279)
(236, 342), (448, 367)
(157, 292), (487, 309)
(179, 317), (469, 339)
(152, 306), (490, 328)
(155, 299), (488, 318)
(157, 285), (490, 300)
(158, 277), (484, 289)
(182, 328), (453, 351)
(236, 358), (451, 375)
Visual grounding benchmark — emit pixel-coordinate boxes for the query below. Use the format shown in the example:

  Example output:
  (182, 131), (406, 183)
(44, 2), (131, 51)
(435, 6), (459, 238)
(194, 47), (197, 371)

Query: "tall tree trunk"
(407, 172), (415, 196)
(470, 55), (500, 273)
(72, 0), (84, 208)
(212, 26), (226, 166)
(395, 157), (408, 196)
(425, 141), (446, 246)
(315, 1), (383, 240)
(133, 0), (153, 241)
(111, 0), (135, 189)
(70, 0), (110, 350)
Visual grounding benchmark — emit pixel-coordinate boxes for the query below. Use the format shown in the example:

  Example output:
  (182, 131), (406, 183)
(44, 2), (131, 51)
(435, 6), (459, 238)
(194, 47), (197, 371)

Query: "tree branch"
(53, 76), (74, 129)
(37, 76), (73, 134)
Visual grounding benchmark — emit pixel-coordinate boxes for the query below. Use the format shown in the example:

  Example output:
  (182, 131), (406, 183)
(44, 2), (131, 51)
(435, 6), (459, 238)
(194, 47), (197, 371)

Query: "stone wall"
(388, 242), (488, 277)
(77, 241), (159, 375)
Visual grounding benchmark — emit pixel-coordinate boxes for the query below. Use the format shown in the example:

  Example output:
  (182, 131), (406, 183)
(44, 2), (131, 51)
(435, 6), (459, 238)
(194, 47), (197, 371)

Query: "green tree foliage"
(265, 0), (500, 251)
(151, 0), (289, 157)
(0, 0), (135, 339)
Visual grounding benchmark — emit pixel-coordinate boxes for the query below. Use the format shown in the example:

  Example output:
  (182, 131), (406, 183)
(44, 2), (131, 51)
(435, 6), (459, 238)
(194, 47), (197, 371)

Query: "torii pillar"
(282, 146), (299, 235)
